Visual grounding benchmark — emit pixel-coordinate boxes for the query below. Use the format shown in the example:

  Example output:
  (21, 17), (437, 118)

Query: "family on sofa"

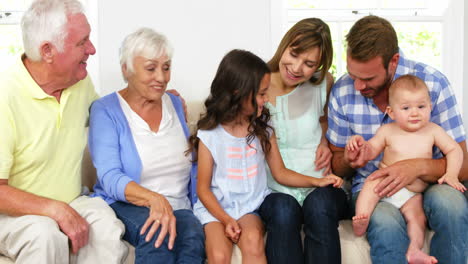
(0, 0), (467, 263)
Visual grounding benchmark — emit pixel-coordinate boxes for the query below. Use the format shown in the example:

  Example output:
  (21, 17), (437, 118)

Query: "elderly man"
(0, 0), (127, 263)
(327, 15), (468, 264)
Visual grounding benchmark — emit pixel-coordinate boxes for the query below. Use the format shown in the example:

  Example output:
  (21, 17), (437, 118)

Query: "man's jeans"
(352, 184), (468, 264)
(111, 202), (205, 264)
(259, 186), (349, 264)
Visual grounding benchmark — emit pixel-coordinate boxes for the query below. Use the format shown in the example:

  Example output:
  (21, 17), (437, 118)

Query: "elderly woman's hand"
(140, 193), (177, 249)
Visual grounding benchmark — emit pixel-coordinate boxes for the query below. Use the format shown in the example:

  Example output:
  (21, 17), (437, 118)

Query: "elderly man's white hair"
(21, 0), (84, 61)
(119, 27), (173, 82)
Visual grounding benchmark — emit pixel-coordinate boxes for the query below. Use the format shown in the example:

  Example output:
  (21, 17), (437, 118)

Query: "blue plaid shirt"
(326, 50), (466, 194)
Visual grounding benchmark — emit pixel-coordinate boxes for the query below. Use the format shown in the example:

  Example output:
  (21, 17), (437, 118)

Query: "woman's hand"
(315, 142), (332, 176)
(140, 193), (177, 249)
(224, 217), (241, 244)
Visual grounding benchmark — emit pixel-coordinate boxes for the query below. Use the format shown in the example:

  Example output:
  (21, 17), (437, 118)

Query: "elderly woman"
(88, 28), (205, 264)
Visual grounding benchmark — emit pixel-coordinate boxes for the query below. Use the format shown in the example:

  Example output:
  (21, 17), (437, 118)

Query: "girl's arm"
(197, 141), (241, 241)
(266, 132), (342, 188)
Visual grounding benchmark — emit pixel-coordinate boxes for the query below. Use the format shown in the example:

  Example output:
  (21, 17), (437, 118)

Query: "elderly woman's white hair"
(21, 0), (84, 61)
(119, 27), (173, 81)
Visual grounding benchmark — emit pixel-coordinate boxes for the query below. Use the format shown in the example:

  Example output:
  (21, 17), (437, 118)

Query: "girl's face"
(242, 73), (270, 118)
(279, 46), (320, 88)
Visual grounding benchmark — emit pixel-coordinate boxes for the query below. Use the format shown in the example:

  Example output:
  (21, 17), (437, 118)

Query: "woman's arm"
(88, 100), (133, 202)
(267, 132), (342, 188)
(315, 72), (334, 175)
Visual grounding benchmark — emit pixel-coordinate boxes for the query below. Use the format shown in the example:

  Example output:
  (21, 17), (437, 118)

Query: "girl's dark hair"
(188, 49), (272, 160)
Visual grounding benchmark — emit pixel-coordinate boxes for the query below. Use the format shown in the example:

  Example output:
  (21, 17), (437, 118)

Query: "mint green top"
(266, 77), (327, 205)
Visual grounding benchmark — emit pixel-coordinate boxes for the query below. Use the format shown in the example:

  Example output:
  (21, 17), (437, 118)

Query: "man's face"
(52, 13), (96, 86)
(346, 55), (394, 99)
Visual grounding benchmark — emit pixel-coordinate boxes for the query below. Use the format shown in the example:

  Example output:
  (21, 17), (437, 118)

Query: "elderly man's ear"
(40, 42), (54, 63)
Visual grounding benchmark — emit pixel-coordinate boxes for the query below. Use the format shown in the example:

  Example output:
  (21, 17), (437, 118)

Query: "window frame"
(271, 0), (465, 112)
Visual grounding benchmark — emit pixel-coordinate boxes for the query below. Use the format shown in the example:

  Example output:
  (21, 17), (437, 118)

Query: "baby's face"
(387, 88), (431, 132)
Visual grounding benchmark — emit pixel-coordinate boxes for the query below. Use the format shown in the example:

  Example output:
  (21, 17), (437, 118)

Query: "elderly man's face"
(53, 13), (95, 85)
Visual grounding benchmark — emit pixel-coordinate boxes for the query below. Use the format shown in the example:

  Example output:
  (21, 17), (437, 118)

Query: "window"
(0, 0), (30, 71)
(272, 0), (464, 110)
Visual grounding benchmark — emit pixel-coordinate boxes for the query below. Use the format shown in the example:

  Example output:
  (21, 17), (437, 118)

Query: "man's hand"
(48, 201), (89, 254)
(367, 159), (420, 197)
(166, 89), (188, 121)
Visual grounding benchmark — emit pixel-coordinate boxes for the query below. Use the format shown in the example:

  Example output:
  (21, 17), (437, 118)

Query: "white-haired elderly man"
(0, 0), (128, 263)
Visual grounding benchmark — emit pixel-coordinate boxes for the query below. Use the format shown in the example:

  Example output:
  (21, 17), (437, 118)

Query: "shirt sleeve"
(326, 86), (352, 148)
(197, 129), (216, 157)
(0, 102), (14, 180)
(88, 99), (133, 202)
(427, 73), (466, 143)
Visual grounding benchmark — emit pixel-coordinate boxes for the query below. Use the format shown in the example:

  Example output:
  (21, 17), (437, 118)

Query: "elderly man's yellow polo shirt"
(0, 56), (99, 203)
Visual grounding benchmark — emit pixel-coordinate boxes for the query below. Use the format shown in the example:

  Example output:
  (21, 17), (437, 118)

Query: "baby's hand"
(438, 174), (467, 192)
(317, 174), (343, 188)
(224, 218), (241, 243)
(346, 135), (365, 152)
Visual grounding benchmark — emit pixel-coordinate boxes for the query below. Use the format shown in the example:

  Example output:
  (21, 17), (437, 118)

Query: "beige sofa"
(0, 102), (435, 264)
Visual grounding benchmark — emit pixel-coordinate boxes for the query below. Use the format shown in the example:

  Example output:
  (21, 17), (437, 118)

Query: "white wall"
(92, 1), (467, 132)
(94, 0), (272, 103)
(464, 1), (468, 130)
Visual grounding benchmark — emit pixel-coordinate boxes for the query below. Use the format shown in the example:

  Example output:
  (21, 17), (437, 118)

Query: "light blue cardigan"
(88, 92), (198, 206)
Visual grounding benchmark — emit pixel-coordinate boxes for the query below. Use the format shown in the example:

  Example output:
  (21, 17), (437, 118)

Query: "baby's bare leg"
(353, 178), (382, 236)
(406, 179), (428, 193)
(400, 194), (437, 264)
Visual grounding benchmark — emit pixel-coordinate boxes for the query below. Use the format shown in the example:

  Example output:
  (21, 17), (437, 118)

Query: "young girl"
(190, 49), (343, 264)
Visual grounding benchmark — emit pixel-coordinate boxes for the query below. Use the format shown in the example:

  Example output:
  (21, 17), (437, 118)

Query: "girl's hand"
(140, 193), (177, 249)
(438, 174), (467, 192)
(317, 174), (343, 188)
(315, 142), (332, 176)
(224, 217), (241, 243)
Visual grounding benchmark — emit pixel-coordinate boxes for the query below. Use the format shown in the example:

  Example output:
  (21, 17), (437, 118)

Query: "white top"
(117, 93), (191, 210)
(193, 125), (271, 224)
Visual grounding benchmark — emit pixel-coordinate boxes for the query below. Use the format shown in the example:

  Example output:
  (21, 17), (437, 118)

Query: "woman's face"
(125, 54), (171, 101)
(278, 46), (320, 88)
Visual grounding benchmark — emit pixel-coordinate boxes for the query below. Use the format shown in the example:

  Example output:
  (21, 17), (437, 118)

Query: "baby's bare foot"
(352, 214), (369, 237)
(407, 247), (438, 264)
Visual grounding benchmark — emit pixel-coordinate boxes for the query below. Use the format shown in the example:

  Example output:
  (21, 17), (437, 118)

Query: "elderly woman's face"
(126, 55), (171, 101)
